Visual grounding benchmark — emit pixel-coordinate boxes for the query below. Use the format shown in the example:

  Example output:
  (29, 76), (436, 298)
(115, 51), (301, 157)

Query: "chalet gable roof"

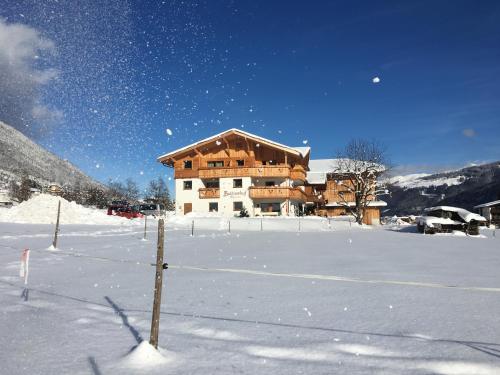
(157, 128), (310, 163)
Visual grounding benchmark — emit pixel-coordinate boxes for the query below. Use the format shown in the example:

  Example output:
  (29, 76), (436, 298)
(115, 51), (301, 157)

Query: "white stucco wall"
(175, 177), (254, 217)
(174, 177), (303, 217)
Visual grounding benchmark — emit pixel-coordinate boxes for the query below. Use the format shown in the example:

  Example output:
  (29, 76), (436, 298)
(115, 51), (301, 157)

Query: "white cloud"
(0, 18), (60, 135)
(462, 128), (476, 138)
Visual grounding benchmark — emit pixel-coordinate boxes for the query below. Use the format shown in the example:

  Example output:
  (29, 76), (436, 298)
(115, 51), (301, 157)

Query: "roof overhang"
(157, 128), (309, 166)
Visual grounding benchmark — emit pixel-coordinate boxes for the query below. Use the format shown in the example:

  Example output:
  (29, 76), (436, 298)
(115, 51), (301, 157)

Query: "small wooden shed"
(474, 200), (500, 226)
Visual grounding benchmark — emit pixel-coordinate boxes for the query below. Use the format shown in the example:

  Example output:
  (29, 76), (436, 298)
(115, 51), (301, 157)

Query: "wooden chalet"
(158, 128), (310, 217)
(305, 159), (386, 225)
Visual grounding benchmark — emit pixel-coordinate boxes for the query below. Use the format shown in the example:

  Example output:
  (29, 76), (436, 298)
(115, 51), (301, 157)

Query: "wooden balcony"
(174, 165), (307, 181)
(248, 187), (307, 202)
(290, 165), (306, 181)
(199, 188), (220, 199)
(198, 166), (289, 179)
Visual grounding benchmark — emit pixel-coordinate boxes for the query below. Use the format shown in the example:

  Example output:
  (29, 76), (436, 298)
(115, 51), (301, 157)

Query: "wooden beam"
(221, 136), (231, 157)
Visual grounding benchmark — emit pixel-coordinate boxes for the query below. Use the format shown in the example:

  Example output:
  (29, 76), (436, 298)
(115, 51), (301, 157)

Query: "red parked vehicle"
(107, 201), (144, 219)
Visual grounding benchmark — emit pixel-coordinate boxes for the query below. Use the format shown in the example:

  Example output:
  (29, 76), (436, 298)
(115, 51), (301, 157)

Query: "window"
(236, 159), (244, 166)
(183, 181), (192, 190)
(207, 161), (224, 168)
(233, 201), (243, 211)
(233, 178), (242, 188)
(205, 179), (219, 188)
(265, 181), (276, 187)
(209, 202), (218, 212)
(183, 160), (192, 169)
(261, 203), (281, 213)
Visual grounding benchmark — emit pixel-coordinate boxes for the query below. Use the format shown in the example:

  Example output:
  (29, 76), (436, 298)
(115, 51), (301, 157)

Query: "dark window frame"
(184, 160), (192, 169)
(183, 180), (193, 190)
(233, 178), (243, 188)
(207, 160), (224, 168)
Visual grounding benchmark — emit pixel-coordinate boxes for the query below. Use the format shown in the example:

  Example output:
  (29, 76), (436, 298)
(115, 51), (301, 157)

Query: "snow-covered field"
(1, 220), (499, 374)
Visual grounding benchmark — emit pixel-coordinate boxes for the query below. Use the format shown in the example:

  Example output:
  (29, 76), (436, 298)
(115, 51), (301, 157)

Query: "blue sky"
(1, 1), (499, 190)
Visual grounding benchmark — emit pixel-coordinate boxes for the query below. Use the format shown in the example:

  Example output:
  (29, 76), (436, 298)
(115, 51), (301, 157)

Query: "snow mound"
(0, 194), (138, 225)
(119, 341), (174, 369)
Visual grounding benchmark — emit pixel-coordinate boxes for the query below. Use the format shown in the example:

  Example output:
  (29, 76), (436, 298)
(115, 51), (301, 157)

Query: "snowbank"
(117, 341), (175, 369)
(165, 213), (357, 232)
(0, 194), (138, 225)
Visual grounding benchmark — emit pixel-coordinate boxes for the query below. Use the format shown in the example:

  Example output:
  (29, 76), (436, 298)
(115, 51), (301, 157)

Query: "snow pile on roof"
(307, 159), (385, 183)
(425, 206), (486, 223)
(418, 216), (463, 228)
(474, 200), (500, 209)
(117, 341), (174, 369)
(0, 194), (137, 225)
(386, 174), (466, 189)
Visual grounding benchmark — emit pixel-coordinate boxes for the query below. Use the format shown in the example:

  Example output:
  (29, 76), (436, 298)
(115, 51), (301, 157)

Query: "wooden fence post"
(191, 220), (194, 236)
(150, 219), (165, 349)
(228, 220), (231, 233)
(298, 216), (301, 232)
(52, 200), (61, 249)
(143, 215), (147, 240)
(260, 218), (263, 231)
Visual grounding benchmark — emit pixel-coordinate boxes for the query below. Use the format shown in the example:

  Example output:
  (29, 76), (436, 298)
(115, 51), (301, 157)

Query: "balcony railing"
(248, 186), (307, 201)
(196, 165), (306, 180)
(198, 188), (220, 199)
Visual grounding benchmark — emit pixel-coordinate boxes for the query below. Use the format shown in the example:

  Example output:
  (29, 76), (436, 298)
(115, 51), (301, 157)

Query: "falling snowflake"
(302, 139), (308, 145)
(166, 128), (173, 136)
(372, 76), (381, 83)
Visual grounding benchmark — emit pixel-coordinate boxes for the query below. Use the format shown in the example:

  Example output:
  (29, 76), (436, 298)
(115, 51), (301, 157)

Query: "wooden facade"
(158, 129), (311, 216)
(163, 131), (309, 183)
(306, 174), (383, 225)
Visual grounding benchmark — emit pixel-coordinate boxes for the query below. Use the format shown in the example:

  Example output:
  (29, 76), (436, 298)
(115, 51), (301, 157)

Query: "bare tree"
(334, 139), (388, 224)
(145, 177), (174, 210)
(124, 178), (140, 201)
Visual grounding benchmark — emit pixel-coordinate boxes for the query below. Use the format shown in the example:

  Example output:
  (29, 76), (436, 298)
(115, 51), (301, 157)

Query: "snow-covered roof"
(158, 128), (310, 162)
(307, 158), (384, 184)
(325, 200), (387, 208)
(474, 200), (500, 209)
(425, 206), (487, 223)
(417, 216), (463, 227)
(306, 172), (327, 184)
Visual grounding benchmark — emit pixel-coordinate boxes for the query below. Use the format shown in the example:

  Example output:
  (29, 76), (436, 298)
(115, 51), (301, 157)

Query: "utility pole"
(150, 219), (166, 349)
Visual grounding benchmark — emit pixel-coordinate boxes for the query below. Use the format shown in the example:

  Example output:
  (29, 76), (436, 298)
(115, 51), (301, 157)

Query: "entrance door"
(184, 203), (192, 214)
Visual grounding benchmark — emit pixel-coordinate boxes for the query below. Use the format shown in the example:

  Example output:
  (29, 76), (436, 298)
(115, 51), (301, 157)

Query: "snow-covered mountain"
(0, 121), (102, 190)
(383, 162), (500, 215)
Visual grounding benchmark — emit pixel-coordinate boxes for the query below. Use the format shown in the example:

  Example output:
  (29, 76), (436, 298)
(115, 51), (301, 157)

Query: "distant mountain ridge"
(384, 162), (500, 216)
(0, 121), (103, 190)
